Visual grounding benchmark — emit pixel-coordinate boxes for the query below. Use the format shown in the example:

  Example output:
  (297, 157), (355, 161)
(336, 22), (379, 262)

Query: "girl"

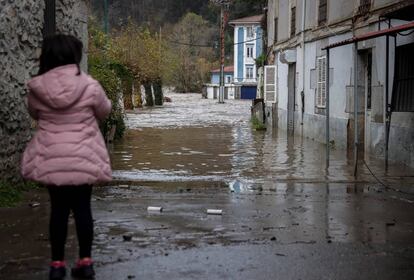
(21, 34), (112, 280)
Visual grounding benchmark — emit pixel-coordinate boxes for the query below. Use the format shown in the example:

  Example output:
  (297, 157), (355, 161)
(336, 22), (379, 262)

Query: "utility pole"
(211, 0), (232, 104)
(219, 6), (226, 103)
(104, 0), (109, 34)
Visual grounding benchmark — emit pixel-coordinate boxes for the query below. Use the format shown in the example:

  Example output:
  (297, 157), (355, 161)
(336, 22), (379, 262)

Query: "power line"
(166, 37), (264, 48)
(167, 40), (212, 48)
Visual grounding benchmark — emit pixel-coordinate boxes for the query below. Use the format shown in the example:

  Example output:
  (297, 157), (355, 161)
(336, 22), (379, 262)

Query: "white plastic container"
(147, 206), (163, 212)
(207, 209), (223, 215)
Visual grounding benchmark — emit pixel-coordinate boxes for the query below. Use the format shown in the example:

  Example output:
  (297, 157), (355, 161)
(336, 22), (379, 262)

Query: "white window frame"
(246, 44), (254, 58)
(246, 65), (254, 79)
(264, 65), (277, 103)
(246, 26), (254, 39)
(316, 56), (327, 108)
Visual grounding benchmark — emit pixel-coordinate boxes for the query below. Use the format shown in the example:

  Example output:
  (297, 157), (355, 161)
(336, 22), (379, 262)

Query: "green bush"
(0, 181), (39, 207)
(89, 55), (126, 140)
(251, 116), (266, 131)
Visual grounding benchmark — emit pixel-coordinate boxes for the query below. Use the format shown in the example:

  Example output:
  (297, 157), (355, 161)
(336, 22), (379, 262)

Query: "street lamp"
(210, 0), (232, 104)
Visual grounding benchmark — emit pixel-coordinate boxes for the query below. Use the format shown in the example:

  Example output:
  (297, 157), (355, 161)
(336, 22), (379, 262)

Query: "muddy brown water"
(1, 93), (414, 280)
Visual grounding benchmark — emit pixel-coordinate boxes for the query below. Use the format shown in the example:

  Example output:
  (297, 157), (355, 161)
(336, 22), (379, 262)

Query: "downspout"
(352, 15), (358, 177)
(301, 0), (306, 125)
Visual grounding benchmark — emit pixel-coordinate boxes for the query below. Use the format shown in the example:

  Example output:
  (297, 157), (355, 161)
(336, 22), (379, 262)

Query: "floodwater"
(1, 93), (414, 280)
(113, 93), (413, 187)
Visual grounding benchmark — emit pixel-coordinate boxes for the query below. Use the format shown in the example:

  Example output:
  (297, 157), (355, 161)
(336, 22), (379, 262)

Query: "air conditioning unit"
(279, 49), (297, 64)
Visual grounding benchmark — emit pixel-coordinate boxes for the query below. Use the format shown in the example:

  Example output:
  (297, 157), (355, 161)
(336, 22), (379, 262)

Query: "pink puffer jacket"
(21, 64), (112, 186)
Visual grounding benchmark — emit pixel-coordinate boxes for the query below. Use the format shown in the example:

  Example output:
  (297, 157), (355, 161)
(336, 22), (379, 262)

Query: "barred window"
(318, 0), (327, 25)
(290, 7), (296, 37)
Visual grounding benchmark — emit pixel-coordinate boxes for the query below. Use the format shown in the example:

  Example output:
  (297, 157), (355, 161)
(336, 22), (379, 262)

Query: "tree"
(168, 13), (216, 92)
(88, 20), (126, 140)
(111, 21), (166, 106)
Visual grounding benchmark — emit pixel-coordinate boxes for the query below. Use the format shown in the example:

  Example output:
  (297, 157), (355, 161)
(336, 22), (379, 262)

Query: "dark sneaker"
(49, 261), (66, 280)
(71, 258), (95, 279)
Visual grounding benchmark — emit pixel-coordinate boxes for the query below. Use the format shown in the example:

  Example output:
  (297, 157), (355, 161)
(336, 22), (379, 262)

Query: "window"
(391, 43), (414, 112)
(274, 17), (278, 42)
(246, 44), (254, 58)
(316, 56), (327, 108)
(43, 0), (56, 37)
(246, 27), (254, 39)
(246, 66), (254, 79)
(290, 7), (296, 37)
(358, 0), (371, 15)
(318, 0), (327, 25)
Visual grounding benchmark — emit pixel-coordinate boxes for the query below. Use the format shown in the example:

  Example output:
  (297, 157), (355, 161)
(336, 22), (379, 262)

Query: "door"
(287, 63), (296, 134)
(241, 86), (257, 100)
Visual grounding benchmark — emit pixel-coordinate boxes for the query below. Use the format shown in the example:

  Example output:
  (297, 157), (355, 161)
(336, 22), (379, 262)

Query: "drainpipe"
(385, 19), (391, 170)
(301, 0), (306, 125)
(326, 48), (330, 169)
(353, 42), (358, 177)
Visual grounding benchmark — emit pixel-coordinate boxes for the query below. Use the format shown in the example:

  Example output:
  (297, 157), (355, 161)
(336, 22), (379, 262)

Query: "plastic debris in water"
(147, 206), (163, 212)
(207, 209), (223, 215)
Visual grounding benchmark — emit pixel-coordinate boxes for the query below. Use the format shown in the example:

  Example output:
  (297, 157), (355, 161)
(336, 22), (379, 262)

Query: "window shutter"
(264, 66), (277, 102)
(317, 56), (327, 108)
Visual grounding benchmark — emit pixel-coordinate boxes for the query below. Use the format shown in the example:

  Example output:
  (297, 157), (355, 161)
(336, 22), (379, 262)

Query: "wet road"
(1, 93), (414, 280)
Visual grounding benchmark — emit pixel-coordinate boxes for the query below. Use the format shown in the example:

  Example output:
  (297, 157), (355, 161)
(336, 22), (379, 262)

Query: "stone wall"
(56, 0), (89, 71)
(0, 0), (88, 183)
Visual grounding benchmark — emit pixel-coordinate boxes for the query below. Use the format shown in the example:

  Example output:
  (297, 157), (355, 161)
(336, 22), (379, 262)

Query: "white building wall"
(266, 0), (414, 167)
(328, 34), (354, 120)
(234, 26), (239, 82)
(277, 53), (289, 111)
(304, 42), (316, 116)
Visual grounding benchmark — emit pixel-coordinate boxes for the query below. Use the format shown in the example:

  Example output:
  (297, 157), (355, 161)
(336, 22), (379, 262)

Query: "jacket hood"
(27, 64), (88, 110)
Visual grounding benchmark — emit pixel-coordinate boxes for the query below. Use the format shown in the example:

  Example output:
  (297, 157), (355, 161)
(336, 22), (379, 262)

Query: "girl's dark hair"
(38, 34), (83, 75)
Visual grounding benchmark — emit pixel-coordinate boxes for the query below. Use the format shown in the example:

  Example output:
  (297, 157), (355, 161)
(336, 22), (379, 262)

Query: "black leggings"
(48, 186), (93, 261)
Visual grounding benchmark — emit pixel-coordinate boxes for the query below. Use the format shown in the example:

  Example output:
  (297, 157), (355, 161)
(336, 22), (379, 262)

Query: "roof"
(229, 14), (264, 25)
(211, 66), (234, 73)
(324, 21), (414, 50)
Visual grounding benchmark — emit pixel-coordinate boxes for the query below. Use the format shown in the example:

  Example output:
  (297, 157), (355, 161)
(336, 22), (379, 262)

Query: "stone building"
(264, 0), (414, 168)
(0, 0), (88, 182)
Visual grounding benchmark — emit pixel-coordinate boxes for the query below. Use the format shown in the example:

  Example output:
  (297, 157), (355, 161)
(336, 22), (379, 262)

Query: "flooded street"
(1, 93), (414, 279)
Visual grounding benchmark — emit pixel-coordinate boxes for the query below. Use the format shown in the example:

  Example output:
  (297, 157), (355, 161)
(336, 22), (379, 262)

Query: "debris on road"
(123, 235), (133, 242)
(29, 202), (40, 208)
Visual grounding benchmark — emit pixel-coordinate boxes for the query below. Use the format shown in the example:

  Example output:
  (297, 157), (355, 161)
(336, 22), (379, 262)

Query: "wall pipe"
(353, 42), (358, 177)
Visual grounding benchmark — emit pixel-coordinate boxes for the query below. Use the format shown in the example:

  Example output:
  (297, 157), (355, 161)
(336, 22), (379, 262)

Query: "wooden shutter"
(317, 56), (327, 108)
(264, 66), (277, 102)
